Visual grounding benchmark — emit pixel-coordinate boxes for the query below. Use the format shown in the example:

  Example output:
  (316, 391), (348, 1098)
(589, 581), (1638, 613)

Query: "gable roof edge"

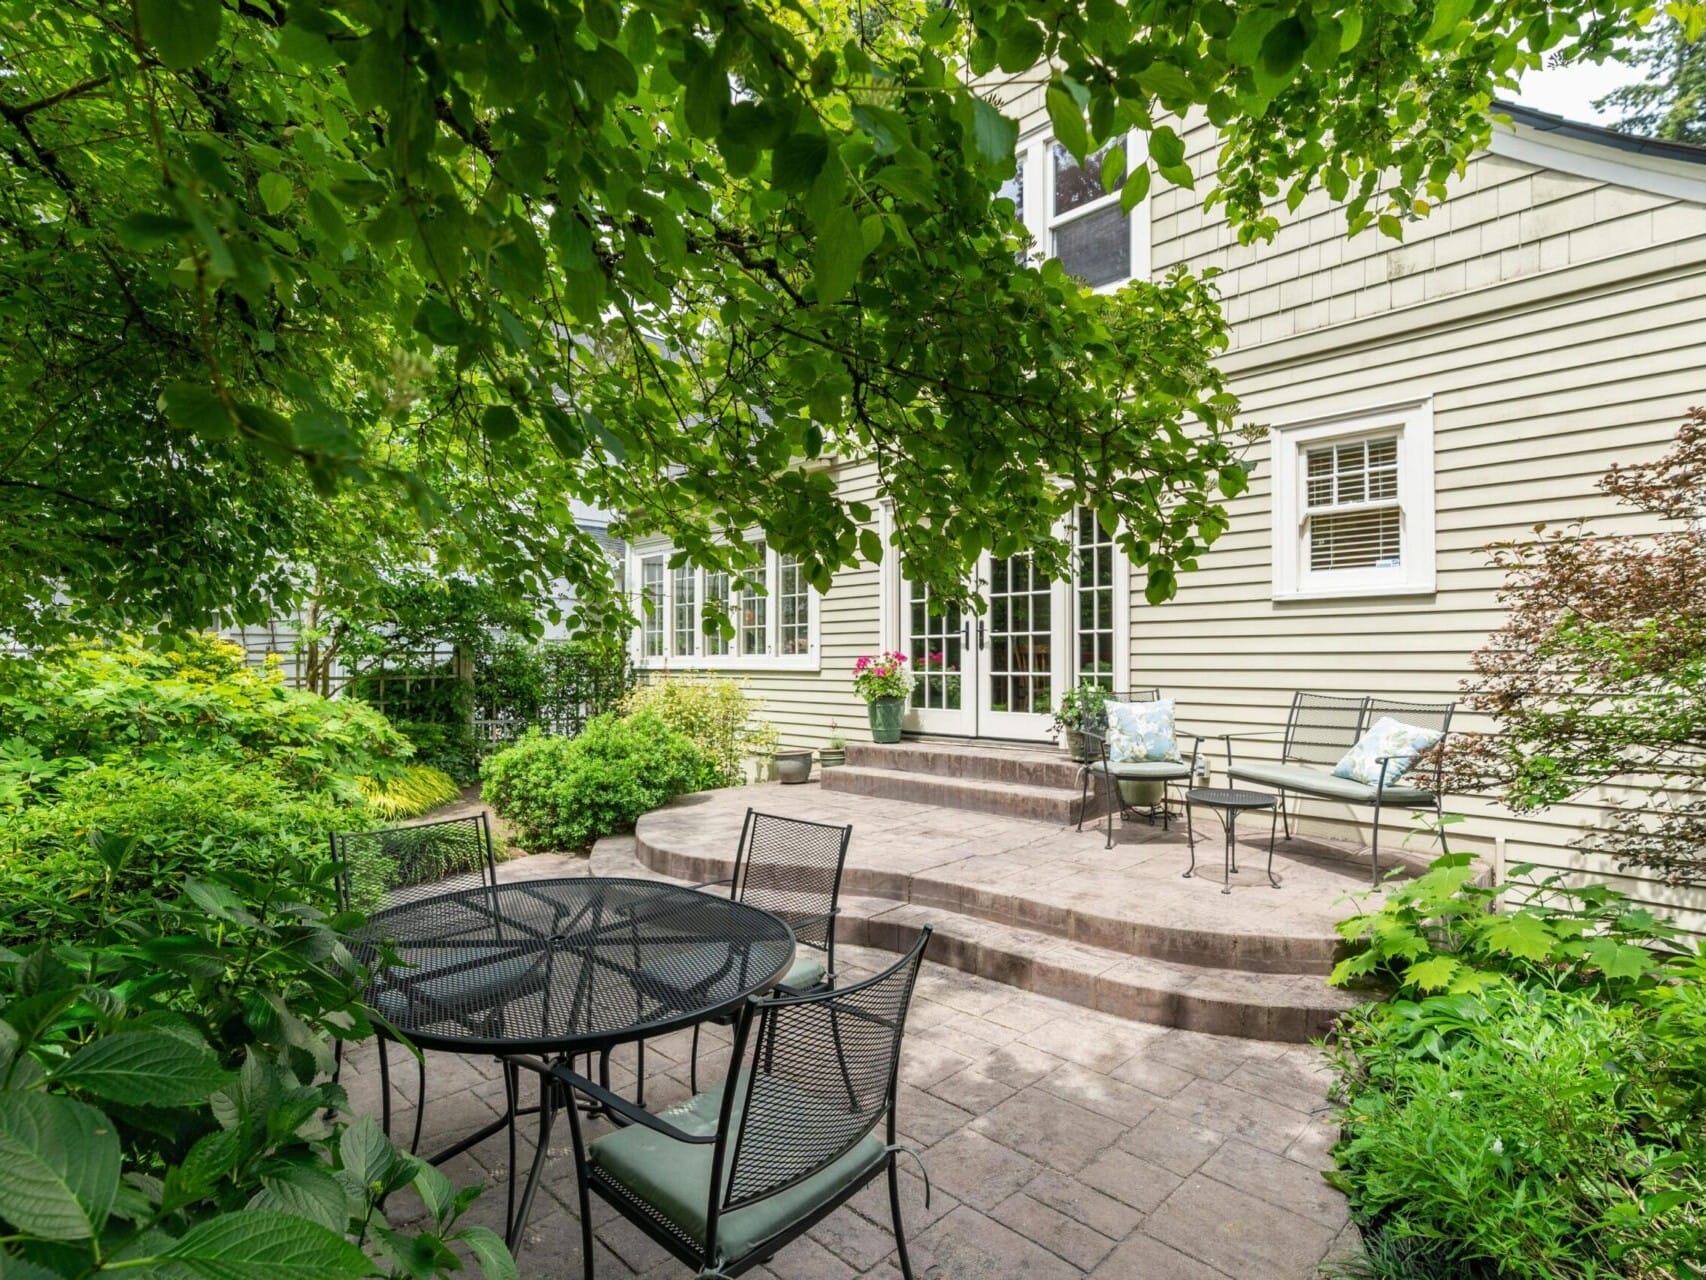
(1490, 99), (1706, 203)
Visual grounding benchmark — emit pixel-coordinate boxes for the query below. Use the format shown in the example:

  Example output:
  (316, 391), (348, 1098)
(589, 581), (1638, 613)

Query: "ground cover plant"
(481, 713), (714, 852)
(1326, 856), (1705, 1279)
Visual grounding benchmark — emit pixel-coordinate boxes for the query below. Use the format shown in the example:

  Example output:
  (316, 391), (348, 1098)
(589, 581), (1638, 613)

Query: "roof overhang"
(1489, 99), (1706, 204)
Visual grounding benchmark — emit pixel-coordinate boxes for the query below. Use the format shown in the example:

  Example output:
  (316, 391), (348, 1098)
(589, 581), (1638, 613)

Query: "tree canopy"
(0, 0), (1669, 642)
(1595, 15), (1706, 142)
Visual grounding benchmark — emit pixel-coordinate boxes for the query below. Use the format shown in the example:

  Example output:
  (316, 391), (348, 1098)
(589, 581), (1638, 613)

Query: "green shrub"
(1327, 857), (1706, 1278)
(481, 714), (712, 851)
(621, 674), (775, 786)
(0, 756), (358, 945)
(0, 633), (410, 802)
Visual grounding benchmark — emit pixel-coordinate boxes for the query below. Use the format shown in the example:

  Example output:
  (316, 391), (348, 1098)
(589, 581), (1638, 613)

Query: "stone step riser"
(632, 826), (1338, 975)
(842, 913), (1344, 1044)
(845, 742), (1087, 788)
(822, 764), (1101, 826)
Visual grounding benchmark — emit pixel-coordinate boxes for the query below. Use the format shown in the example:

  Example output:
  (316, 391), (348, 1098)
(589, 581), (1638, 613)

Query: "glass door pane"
(980, 552), (1058, 736)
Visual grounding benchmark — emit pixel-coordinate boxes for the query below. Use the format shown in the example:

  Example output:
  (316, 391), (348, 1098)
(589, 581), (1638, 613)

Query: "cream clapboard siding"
(717, 68), (1706, 928)
(1132, 110), (1706, 930)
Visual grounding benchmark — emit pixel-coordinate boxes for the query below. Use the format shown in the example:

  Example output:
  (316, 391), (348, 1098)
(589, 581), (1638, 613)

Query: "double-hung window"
(630, 540), (818, 669)
(1270, 400), (1436, 600)
(1004, 127), (1149, 289)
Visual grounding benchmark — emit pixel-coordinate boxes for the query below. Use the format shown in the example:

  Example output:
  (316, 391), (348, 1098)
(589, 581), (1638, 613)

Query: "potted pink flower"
(852, 651), (915, 744)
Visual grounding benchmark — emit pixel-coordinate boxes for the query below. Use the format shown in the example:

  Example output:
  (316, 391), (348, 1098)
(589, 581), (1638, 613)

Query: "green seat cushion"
(778, 953), (826, 991)
(1102, 759), (1191, 781)
(589, 1076), (887, 1263)
(372, 948), (544, 1024)
(1225, 761), (1435, 806)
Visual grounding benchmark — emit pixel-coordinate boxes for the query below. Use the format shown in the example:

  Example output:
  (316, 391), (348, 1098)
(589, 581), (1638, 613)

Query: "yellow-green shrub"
(620, 675), (775, 787)
(358, 764), (462, 820)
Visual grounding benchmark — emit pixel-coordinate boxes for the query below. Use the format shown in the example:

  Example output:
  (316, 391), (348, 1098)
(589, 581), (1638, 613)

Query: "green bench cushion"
(590, 1075), (887, 1262)
(1100, 760), (1192, 781)
(778, 953), (826, 991)
(1225, 761), (1435, 806)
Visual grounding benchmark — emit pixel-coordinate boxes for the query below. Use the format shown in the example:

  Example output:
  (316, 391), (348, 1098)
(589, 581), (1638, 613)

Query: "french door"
(898, 510), (1124, 740)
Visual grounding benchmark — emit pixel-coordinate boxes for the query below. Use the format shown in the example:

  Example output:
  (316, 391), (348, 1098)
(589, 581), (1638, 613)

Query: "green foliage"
(1329, 854), (1684, 998)
(1595, 16), (1706, 143)
(357, 765), (463, 821)
(480, 715), (713, 851)
(0, 635), (409, 804)
(1050, 683), (1112, 736)
(475, 637), (636, 747)
(15, 0), (1629, 638)
(0, 757), (353, 947)
(620, 676), (776, 787)
(0, 861), (514, 1278)
(1327, 857), (1706, 1278)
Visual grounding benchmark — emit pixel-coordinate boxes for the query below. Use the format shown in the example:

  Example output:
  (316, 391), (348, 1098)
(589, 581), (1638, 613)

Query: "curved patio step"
(633, 800), (1341, 975)
(588, 836), (1358, 1043)
(820, 763), (1099, 826)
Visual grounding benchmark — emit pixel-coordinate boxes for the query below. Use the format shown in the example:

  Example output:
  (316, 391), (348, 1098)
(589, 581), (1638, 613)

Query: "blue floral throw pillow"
(1106, 699), (1181, 763)
(1332, 717), (1442, 788)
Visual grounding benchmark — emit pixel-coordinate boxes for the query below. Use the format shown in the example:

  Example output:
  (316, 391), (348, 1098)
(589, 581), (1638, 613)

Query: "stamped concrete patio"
(351, 784), (1383, 1278)
(350, 934), (1359, 1280)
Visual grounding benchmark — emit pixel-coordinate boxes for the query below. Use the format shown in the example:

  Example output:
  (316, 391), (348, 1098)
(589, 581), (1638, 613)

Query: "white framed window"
(628, 539), (819, 670)
(1270, 399), (1436, 601)
(1004, 128), (1150, 291)
(639, 556), (665, 657)
(670, 565), (697, 658)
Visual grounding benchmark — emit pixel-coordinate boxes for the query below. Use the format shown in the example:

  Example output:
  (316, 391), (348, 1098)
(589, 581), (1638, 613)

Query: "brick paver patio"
(347, 900), (1359, 1278)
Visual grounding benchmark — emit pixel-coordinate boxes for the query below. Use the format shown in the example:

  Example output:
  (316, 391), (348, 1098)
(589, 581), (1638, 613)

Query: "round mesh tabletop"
(352, 877), (797, 1056)
(1187, 787), (1277, 810)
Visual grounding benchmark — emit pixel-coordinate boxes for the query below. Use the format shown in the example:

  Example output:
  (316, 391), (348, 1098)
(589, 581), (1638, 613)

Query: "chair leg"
(1279, 789), (1292, 840)
(889, 1156), (914, 1280)
(1104, 769), (1116, 850)
(1436, 800), (1451, 854)
(689, 1022), (701, 1094)
(634, 1039), (645, 1109)
(503, 1061), (519, 1236)
(1076, 766), (1089, 833)
(1267, 796), (1282, 868)
(410, 1055), (427, 1155)
(1370, 799), (1383, 887)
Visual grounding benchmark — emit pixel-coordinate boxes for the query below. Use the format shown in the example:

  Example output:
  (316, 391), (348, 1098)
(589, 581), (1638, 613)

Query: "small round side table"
(1185, 788), (1280, 894)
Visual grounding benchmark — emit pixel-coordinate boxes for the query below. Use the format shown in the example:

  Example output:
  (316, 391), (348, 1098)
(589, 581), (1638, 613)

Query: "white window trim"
(1013, 127), (1151, 292)
(627, 539), (821, 672)
(1270, 399), (1436, 602)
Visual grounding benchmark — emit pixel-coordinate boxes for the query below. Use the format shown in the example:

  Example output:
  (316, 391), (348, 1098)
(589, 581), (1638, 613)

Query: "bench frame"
(1224, 692), (1455, 887)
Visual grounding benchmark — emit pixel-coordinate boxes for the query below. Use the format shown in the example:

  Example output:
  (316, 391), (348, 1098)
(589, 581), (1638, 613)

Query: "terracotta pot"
(867, 696), (904, 744)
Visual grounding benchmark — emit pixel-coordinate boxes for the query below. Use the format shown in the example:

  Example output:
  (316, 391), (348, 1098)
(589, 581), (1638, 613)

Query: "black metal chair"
(1224, 692), (1456, 885)
(675, 808), (853, 1092)
(509, 927), (934, 1278)
(331, 812), (536, 1154)
(1074, 689), (1202, 849)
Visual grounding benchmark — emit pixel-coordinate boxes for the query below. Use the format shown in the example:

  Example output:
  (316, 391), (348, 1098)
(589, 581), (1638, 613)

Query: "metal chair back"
(330, 812), (497, 913)
(712, 927), (932, 1227)
(1278, 693), (1372, 770)
(731, 809), (852, 959)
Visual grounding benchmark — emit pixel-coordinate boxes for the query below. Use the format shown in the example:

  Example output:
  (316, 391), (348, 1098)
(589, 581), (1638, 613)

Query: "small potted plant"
(1051, 684), (1111, 762)
(774, 747), (814, 784)
(819, 727), (847, 768)
(852, 651), (915, 744)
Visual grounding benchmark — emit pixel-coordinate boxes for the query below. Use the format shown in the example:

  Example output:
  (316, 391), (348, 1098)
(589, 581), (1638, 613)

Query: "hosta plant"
(0, 841), (514, 1280)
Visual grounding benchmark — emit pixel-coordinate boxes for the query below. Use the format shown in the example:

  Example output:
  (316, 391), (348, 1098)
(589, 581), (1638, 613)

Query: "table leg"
(1222, 810), (1234, 894)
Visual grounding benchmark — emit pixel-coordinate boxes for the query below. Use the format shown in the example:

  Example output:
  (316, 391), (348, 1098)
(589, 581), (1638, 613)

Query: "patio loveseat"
(1223, 692), (1455, 886)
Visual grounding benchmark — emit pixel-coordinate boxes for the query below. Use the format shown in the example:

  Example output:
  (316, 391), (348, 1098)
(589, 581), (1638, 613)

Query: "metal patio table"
(352, 876), (797, 1244)
(1185, 787), (1281, 894)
